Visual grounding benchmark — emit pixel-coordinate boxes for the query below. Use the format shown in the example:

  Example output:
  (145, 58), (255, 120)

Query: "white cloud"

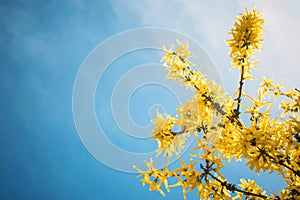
(110, 0), (241, 91)
(239, 1), (300, 90)
(110, 0), (300, 93)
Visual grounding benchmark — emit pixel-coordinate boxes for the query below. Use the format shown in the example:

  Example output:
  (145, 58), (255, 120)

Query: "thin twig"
(257, 147), (300, 177)
(235, 65), (245, 118)
(171, 127), (186, 136)
(200, 162), (269, 199)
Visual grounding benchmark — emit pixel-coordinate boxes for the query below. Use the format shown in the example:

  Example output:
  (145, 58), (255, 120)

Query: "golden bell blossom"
(134, 7), (300, 200)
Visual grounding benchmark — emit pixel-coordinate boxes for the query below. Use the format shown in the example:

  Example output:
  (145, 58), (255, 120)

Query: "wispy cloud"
(110, 0), (300, 91)
(240, 1), (300, 89)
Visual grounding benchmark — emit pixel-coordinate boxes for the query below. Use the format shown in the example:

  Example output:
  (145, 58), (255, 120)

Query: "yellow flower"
(242, 92), (272, 115)
(150, 111), (186, 156)
(149, 179), (166, 197)
(238, 179), (266, 198)
(260, 76), (274, 88)
(157, 158), (171, 193)
(140, 173), (151, 186)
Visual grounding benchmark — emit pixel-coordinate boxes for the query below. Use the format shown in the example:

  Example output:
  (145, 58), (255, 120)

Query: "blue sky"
(1, 0), (299, 199)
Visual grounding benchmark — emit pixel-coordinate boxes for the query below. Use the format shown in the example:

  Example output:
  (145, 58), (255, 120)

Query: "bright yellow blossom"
(134, 8), (300, 200)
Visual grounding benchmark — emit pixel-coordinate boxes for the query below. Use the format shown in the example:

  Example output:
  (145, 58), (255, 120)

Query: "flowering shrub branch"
(133, 8), (300, 199)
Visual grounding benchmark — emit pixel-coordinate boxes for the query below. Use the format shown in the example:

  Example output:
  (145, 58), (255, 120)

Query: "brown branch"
(235, 64), (245, 118)
(257, 147), (300, 177)
(171, 127), (186, 136)
(200, 162), (270, 199)
(172, 52), (228, 117)
(171, 52), (245, 131)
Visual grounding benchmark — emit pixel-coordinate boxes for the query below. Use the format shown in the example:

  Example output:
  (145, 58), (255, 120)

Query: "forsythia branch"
(200, 163), (269, 199)
(133, 7), (300, 200)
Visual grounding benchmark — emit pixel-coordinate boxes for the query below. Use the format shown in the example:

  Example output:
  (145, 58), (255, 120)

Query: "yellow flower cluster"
(226, 8), (264, 79)
(161, 40), (194, 81)
(134, 8), (300, 200)
(232, 179), (266, 199)
(150, 112), (186, 157)
(153, 39), (227, 157)
(133, 158), (170, 197)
